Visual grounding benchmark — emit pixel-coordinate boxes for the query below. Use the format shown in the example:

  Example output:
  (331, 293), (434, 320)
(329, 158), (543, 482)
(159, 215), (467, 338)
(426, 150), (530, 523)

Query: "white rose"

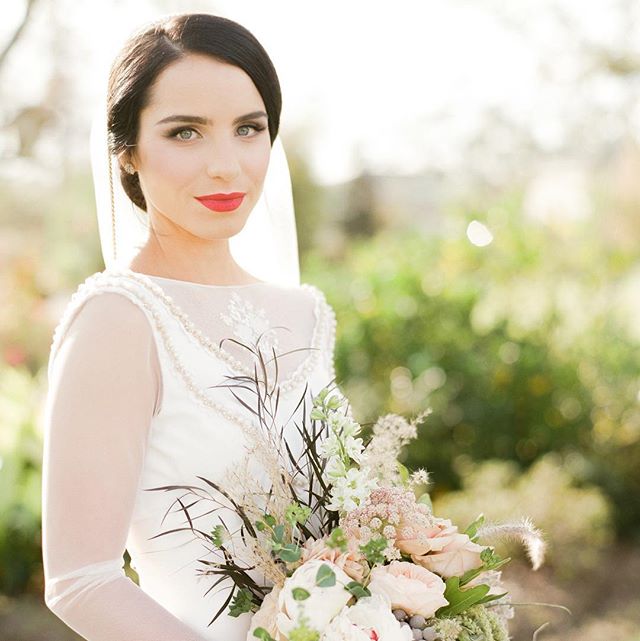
(321, 594), (413, 641)
(275, 559), (354, 638)
(320, 614), (370, 641)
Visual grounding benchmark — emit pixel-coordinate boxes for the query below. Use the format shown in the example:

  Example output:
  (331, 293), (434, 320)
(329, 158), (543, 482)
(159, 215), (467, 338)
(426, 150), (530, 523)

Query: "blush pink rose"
(367, 561), (448, 618)
(300, 537), (367, 583)
(393, 506), (437, 557)
(410, 517), (485, 578)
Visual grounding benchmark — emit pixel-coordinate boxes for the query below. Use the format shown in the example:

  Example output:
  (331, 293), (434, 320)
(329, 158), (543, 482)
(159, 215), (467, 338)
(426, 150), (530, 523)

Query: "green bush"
(0, 366), (44, 595)
(304, 200), (640, 538)
(432, 454), (614, 578)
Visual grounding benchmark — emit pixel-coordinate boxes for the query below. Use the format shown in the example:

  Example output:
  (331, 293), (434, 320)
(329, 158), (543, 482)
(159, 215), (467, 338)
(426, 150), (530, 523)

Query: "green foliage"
(358, 535), (388, 565)
(344, 580), (371, 599)
(210, 524), (225, 547)
(315, 563), (336, 587)
(463, 514), (485, 541)
(437, 576), (492, 618)
(434, 455), (613, 577)
(0, 365), (44, 595)
(456, 604), (510, 641)
(285, 502), (312, 527)
(326, 526), (348, 552)
(255, 513), (302, 564)
(458, 547), (510, 588)
(292, 587), (311, 600)
(288, 621), (320, 641)
(228, 587), (255, 617)
(304, 202), (640, 537)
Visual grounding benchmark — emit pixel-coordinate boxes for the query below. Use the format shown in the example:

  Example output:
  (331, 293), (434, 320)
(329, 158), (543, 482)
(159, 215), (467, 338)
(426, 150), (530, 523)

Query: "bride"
(41, 12), (344, 641)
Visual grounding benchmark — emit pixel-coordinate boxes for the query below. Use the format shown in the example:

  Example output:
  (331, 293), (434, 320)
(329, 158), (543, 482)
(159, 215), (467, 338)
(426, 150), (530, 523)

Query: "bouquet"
(146, 337), (552, 641)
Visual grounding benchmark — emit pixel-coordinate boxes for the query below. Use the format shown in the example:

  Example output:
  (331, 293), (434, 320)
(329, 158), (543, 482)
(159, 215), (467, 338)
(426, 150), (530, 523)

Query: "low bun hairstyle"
(106, 13), (282, 212)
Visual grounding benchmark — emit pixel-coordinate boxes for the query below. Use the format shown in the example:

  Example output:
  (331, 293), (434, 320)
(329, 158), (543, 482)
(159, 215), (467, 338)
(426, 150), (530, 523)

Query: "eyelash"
(166, 123), (266, 141)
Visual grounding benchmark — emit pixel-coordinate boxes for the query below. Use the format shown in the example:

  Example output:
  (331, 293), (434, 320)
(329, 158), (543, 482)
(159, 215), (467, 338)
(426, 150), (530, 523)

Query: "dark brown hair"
(106, 13), (282, 211)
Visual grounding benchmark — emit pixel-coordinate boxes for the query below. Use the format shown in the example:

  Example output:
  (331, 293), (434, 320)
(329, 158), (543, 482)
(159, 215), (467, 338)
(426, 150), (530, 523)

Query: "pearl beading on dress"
(48, 269), (344, 437)
(106, 267), (331, 394)
(48, 273), (271, 443)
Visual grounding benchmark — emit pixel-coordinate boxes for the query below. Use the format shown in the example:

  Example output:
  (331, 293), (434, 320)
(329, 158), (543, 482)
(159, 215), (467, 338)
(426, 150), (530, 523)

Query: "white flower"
(275, 559), (354, 638)
(328, 412), (362, 437)
(320, 615), (370, 641)
(321, 593), (413, 641)
(327, 467), (378, 512)
(325, 456), (348, 480)
(318, 432), (342, 459)
(343, 435), (365, 462)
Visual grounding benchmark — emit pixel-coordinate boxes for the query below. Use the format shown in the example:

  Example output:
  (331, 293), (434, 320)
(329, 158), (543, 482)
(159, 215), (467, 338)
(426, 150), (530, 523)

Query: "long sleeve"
(41, 291), (212, 641)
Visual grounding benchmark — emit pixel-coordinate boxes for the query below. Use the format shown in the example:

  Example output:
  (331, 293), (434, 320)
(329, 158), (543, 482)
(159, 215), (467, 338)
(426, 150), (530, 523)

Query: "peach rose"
(410, 518), (485, 578)
(394, 513), (439, 557)
(300, 537), (367, 583)
(367, 561), (448, 618)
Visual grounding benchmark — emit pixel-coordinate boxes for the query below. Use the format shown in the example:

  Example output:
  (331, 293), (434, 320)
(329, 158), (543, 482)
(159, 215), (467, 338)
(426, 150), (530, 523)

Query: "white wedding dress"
(41, 267), (346, 641)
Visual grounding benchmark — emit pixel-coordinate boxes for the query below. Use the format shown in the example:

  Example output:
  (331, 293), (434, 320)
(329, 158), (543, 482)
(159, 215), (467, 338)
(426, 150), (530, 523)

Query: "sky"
(1, 0), (638, 185)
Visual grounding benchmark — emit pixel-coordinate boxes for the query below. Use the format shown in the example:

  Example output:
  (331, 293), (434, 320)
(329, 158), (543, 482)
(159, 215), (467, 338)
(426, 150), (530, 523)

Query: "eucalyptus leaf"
(292, 587), (311, 601)
(279, 544), (302, 563)
(273, 524), (285, 543)
(315, 563), (336, 587)
(345, 581), (371, 599)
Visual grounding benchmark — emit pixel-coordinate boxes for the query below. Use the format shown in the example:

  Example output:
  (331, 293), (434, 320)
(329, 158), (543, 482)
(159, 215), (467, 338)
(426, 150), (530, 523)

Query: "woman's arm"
(42, 291), (212, 641)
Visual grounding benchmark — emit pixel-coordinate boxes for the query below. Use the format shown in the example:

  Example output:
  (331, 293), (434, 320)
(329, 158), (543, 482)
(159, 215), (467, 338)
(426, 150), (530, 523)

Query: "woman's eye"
(238, 123), (266, 137)
(168, 123), (266, 141)
(172, 127), (198, 141)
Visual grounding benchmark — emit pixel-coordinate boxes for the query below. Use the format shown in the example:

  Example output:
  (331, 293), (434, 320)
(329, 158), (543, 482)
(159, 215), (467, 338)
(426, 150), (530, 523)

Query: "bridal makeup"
(128, 53), (271, 236)
(194, 192), (246, 212)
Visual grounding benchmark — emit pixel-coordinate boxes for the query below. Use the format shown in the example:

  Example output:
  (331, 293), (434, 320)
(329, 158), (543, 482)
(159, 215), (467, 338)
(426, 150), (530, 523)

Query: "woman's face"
(123, 53), (271, 241)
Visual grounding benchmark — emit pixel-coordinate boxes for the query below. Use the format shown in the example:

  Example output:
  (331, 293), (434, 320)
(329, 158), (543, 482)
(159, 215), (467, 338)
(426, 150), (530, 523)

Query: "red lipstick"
(195, 192), (245, 212)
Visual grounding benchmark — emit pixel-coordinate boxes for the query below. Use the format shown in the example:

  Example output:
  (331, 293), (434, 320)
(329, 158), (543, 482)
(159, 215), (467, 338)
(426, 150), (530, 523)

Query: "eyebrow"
(155, 111), (268, 126)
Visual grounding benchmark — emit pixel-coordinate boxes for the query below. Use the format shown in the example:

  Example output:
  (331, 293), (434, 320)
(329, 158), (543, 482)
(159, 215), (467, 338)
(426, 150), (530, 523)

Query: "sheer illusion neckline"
(99, 266), (329, 394)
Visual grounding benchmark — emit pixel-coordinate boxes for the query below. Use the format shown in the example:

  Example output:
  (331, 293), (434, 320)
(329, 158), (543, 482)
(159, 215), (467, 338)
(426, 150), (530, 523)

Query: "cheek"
(142, 139), (199, 187)
(245, 143), (271, 186)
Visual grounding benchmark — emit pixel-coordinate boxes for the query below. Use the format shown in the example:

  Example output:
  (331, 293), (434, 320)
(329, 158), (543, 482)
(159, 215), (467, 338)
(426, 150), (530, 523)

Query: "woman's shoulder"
(47, 271), (158, 379)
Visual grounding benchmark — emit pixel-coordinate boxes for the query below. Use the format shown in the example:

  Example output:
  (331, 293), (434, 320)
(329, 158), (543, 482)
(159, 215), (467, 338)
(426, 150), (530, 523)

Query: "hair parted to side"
(106, 13), (282, 212)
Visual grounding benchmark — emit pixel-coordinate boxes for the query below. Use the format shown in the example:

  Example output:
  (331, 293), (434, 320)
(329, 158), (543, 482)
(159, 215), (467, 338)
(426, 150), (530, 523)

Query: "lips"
(196, 192), (245, 200)
(195, 192), (245, 212)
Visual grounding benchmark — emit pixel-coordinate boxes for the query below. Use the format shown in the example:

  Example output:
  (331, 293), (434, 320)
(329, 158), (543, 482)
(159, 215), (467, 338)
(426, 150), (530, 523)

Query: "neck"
(128, 229), (257, 286)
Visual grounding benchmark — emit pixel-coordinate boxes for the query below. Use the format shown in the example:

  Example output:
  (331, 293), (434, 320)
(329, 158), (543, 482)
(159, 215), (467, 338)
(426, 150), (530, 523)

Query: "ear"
(117, 150), (136, 172)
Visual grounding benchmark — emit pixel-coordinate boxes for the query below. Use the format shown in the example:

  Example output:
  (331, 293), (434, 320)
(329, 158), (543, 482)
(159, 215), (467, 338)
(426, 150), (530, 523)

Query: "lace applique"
(219, 291), (280, 354)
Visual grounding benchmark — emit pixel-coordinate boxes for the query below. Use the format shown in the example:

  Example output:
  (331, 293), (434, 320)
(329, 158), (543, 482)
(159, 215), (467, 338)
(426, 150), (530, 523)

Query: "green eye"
(238, 123), (266, 137)
(166, 127), (199, 141)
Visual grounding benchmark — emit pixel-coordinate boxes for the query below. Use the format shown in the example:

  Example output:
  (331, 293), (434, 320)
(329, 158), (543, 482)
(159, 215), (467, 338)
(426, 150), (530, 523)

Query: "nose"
(205, 137), (241, 183)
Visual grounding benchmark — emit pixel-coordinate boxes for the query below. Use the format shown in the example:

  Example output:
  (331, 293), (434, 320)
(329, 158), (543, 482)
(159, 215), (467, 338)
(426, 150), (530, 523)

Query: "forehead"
(144, 54), (264, 118)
